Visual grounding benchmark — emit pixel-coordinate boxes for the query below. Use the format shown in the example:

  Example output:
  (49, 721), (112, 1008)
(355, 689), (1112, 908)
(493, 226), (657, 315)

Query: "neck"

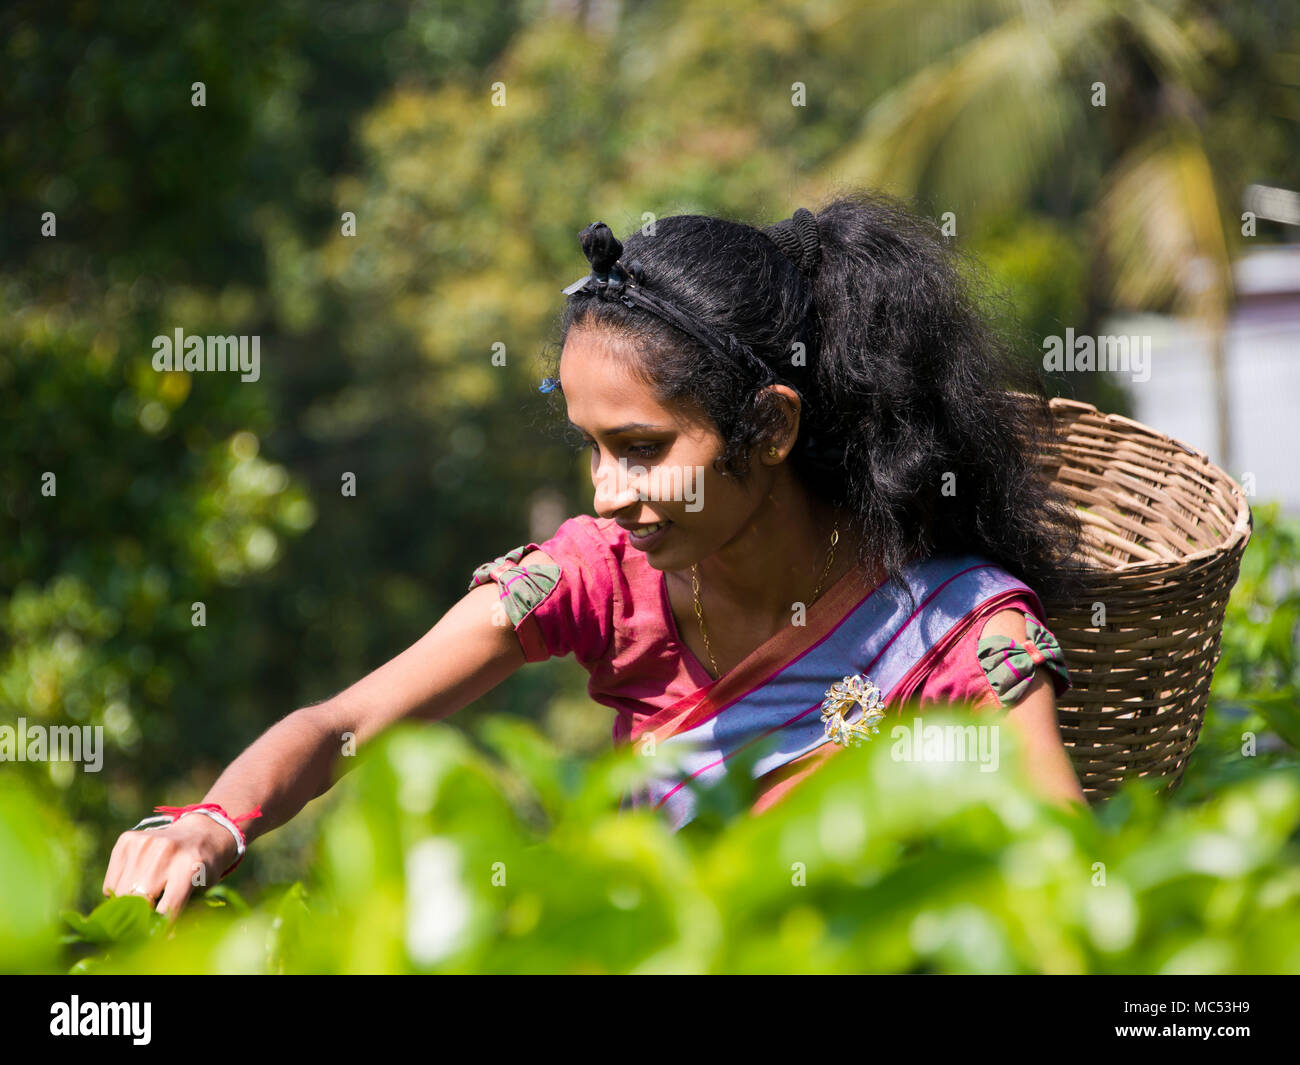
(694, 471), (868, 628)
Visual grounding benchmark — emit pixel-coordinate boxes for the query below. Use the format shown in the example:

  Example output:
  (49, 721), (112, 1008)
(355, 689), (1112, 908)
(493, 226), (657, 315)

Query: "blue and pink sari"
(470, 515), (1070, 831)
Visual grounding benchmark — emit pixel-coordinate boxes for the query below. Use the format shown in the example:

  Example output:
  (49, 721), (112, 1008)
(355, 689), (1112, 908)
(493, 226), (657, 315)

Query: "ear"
(757, 384), (803, 463)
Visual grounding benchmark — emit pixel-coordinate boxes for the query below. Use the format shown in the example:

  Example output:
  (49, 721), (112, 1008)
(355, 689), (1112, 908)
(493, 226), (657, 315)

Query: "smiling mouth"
(627, 520), (670, 538)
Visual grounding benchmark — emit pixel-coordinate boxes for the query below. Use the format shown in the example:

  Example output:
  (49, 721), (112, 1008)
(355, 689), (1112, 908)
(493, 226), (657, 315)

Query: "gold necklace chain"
(690, 519), (840, 679)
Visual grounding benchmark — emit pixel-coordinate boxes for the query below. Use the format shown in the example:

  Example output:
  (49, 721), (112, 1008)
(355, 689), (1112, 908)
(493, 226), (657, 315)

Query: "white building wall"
(1101, 248), (1300, 516)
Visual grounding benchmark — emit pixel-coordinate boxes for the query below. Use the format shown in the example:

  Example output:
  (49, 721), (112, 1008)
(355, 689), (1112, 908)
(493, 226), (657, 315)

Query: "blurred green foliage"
(2, 0), (1298, 964)
(11, 703), (1300, 975)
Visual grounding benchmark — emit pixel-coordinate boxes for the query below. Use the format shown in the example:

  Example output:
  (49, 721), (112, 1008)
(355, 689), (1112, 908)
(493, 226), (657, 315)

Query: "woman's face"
(559, 327), (783, 572)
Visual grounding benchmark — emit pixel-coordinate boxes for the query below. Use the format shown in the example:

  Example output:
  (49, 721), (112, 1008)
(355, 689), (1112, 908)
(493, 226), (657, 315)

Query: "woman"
(104, 189), (1089, 916)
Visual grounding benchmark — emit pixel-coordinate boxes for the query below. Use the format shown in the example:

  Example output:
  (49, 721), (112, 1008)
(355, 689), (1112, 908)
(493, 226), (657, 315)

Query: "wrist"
(189, 810), (241, 858)
(136, 801), (263, 879)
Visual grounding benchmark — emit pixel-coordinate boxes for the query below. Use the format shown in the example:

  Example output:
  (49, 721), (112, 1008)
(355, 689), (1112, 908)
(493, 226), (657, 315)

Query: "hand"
(103, 813), (241, 920)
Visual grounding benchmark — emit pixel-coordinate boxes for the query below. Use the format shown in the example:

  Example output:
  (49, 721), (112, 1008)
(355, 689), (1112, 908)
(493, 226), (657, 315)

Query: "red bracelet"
(131, 802), (263, 880)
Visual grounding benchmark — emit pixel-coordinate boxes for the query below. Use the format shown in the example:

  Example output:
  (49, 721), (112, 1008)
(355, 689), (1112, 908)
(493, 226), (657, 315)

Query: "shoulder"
(906, 575), (1072, 713)
(526, 514), (633, 576)
(545, 514), (627, 553)
(979, 606), (1035, 643)
(971, 599), (1071, 710)
(466, 515), (630, 665)
(474, 514), (627, 583)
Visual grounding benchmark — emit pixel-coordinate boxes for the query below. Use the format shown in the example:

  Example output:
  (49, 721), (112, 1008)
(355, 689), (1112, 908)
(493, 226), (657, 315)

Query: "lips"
(628, 520), (667, 536)
(618, 518), (673, 545)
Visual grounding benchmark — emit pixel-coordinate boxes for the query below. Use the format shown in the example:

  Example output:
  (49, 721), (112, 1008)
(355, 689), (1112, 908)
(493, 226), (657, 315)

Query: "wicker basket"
(1031, 397), (1253, 802)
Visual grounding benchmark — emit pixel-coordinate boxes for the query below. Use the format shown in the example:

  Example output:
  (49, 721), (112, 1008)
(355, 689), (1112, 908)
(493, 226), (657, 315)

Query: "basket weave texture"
(1034, 398), (1253, 801)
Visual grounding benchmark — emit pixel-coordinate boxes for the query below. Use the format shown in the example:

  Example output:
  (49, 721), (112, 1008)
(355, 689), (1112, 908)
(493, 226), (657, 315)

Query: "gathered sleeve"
(908, 594), (1071, 714)
(467, 516), (617, 666)
(974, 611), (1071, 709)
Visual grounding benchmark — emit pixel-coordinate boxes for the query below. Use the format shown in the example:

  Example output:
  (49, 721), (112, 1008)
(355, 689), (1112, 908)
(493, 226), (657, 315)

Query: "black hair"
(539, 186), (1089, 610)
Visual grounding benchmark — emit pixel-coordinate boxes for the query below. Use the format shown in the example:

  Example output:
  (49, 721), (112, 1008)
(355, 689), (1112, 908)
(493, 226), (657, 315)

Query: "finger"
(103, 833), (132, 896)
(131, 840), (176, 903)
(155, 859), (197, 922)
(108, 838), (148, 899)
(113, 837), (169, 902)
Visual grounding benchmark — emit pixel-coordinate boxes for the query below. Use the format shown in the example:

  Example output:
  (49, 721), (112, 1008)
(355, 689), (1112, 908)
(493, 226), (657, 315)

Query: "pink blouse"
(470, 515), (1066, 746)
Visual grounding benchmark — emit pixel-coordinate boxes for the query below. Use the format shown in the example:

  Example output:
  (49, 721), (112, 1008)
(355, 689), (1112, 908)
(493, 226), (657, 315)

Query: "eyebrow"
(566, 421), (670, 436)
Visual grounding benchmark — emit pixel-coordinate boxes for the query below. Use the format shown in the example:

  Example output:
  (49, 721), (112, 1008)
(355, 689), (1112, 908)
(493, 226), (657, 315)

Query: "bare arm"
(103, 562), (545, 917)
(980, 608), (1088, 809)
(201, 577), (528, 840)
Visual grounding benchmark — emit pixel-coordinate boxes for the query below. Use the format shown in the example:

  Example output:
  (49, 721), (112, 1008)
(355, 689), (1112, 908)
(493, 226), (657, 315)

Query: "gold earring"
(767, 445), (778, 458)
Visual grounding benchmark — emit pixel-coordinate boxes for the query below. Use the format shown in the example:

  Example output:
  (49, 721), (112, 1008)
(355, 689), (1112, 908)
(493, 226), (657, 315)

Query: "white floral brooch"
(819, 673), (886, 747)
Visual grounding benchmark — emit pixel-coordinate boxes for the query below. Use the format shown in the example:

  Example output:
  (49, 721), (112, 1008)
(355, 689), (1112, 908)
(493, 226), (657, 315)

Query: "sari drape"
(622, 554), (1042, 831)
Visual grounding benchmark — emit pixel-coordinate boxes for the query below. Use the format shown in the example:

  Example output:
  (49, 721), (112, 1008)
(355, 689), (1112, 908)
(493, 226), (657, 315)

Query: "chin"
(636, 538), (696, 571)
(637, 548), (677, 571)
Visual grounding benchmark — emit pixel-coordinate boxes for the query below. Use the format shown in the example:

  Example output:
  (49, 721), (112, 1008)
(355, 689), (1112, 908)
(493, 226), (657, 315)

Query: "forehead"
(559, 329), (673, 427)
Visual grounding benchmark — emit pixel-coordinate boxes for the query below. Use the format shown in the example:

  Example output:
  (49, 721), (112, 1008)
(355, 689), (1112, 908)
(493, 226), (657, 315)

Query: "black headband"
(542, 211), (821, 394)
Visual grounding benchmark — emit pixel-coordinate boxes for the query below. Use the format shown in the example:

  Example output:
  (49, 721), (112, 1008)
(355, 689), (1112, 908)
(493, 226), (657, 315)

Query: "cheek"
(679, 454), (750, 524)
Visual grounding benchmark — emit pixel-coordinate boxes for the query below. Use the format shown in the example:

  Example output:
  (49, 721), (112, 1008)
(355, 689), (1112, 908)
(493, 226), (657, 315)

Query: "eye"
(570, 438), (661, 459)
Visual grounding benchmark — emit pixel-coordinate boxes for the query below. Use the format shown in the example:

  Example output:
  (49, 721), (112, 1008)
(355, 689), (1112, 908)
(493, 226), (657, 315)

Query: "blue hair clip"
(538, 376), (561, 393)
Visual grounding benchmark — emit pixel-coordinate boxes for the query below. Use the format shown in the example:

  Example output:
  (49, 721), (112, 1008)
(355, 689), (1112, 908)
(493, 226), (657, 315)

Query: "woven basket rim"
(1044, 396), (1254, 575)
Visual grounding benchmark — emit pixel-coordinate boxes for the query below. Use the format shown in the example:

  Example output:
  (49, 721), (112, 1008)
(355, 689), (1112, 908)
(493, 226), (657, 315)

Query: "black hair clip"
(561, 222), (636, 297)
(562, 259), (644, 300)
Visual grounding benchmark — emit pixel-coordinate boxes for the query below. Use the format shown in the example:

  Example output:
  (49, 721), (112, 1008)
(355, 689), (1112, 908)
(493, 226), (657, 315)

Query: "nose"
(592, 453), (647, 519)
